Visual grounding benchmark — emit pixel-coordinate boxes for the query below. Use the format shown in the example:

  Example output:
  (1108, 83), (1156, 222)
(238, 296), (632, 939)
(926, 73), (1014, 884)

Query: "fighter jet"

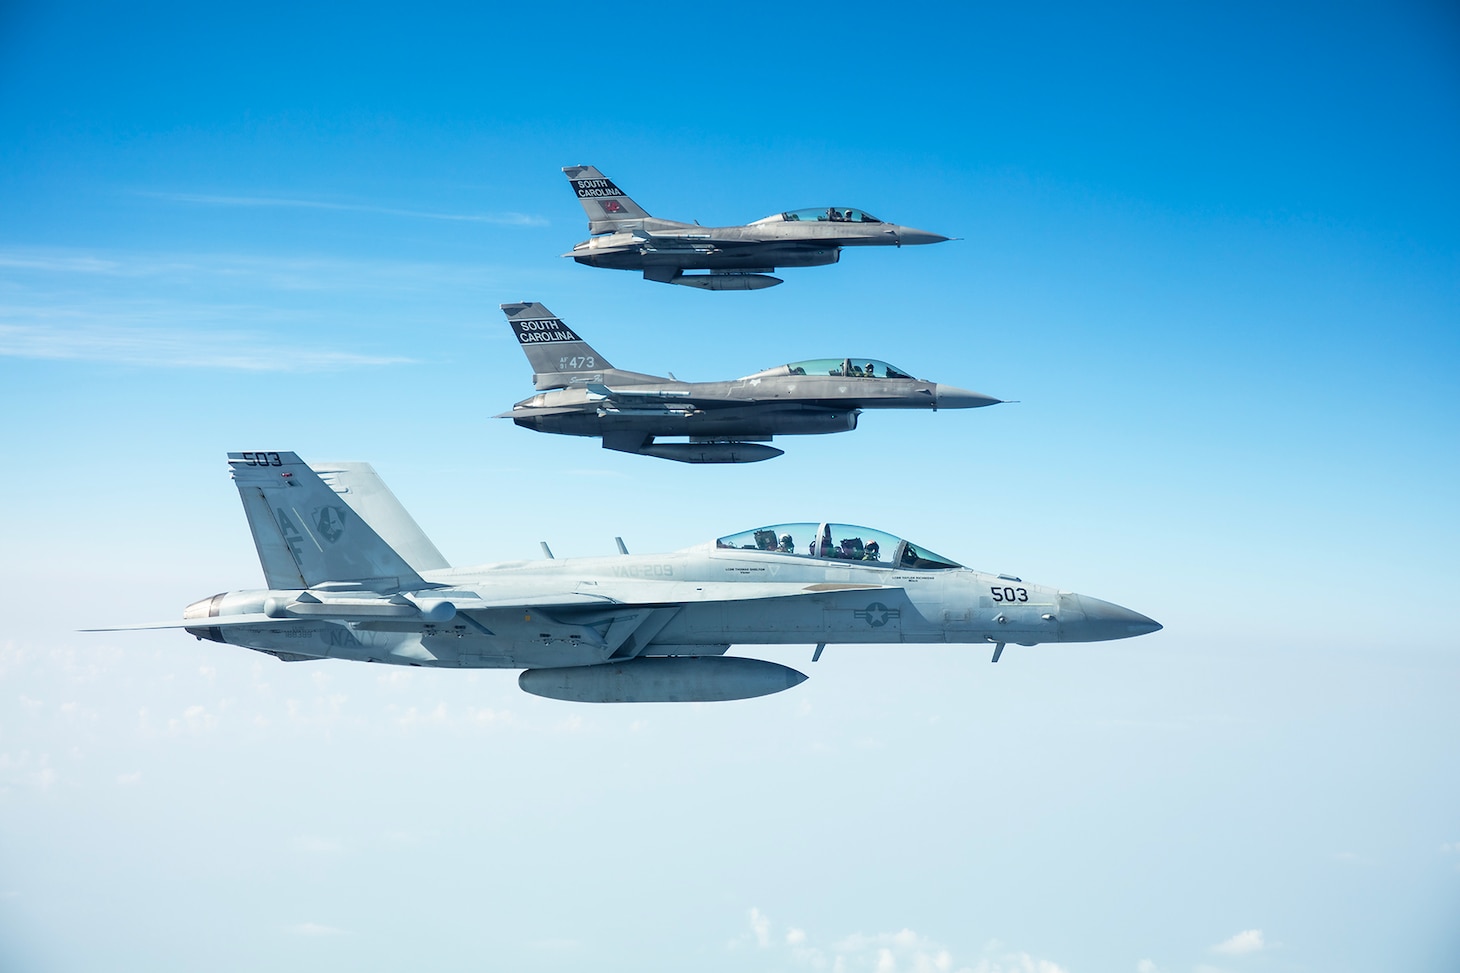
(562, 165), (952, 290)
(89, 453), (1161, 703)
(499, 302), (1002, 463)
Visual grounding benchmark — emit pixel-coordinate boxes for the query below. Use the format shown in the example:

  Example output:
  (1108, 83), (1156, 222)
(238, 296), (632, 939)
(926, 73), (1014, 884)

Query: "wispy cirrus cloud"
(0, 245), (500, 291)
(142, 190), (550, 227)
(0, 245), (510, 370)
(0, 322), (415, 371)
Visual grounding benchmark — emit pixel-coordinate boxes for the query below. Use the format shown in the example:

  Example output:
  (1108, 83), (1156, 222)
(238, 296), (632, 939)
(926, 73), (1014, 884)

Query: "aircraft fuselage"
(186, 544), (1159, 671)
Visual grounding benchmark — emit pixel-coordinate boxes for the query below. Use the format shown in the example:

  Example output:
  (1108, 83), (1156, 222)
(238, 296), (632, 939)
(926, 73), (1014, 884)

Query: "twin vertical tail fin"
(229, 452), (434, 591)
(563, 165), (652, 233)
(311, 462), (449, 573)
(502, 302), (616, 390)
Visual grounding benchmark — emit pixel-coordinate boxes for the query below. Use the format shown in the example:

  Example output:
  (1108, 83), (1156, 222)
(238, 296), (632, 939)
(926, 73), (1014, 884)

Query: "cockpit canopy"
(751, 207), (884, 225)
(743, 358), (915, 380)
(714, 522), (962, 570)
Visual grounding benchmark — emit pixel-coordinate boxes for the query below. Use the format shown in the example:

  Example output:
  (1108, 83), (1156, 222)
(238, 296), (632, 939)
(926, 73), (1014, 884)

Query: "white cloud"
(740, 912), (1065, 973)
(1211, 929), (1267, 956)
(167, 703), (219, 734)
(964, 951), (1067, 973)
(116, 771), (142, 786)
(464, 706), (511, 725)
(283, 694), (350, 726)
(56, 701), (99, 724)
(376, 671), (416, 689)
(0, 748), (60, 790)
(750, 907), (772, 947)
(390, 701), (449, 727)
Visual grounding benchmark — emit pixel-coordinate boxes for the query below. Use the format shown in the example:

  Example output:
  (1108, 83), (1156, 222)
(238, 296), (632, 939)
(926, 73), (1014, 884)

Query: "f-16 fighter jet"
(89, 453), (1161, 703)
(562, 165), (952, 290)
(499, 302), (1002, 463)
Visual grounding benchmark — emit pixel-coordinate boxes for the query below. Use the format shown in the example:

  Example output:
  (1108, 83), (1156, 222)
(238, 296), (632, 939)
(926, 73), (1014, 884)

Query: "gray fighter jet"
(89, 453), (1161, 702)
(563, 165), (952, 290)
(499, 302), (1001, 463)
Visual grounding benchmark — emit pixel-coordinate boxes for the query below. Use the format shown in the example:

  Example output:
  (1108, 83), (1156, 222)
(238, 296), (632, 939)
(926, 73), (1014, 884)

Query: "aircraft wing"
(85, 582), (901, 634)
(587, 383), (689, 403)
(584, 384), (753, 410)
(425, 580), (896, 613)
(539, 579), (893, 609)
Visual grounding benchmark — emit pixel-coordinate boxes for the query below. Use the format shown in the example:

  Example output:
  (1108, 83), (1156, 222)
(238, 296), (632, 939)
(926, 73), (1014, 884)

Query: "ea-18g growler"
(90, 453), (1161, 703)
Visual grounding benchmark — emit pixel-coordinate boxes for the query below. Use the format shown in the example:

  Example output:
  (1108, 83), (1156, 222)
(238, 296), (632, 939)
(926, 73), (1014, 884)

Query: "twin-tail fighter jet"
(499, 302), (1002, 463)
(563, 165), (952, 290)
(89, 453), (1161, 703)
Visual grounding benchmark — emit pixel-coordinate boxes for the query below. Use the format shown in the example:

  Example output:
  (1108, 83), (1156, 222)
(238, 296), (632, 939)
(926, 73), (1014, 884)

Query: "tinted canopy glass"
(756, 207), (884, 224)
(714, 523), (961, 569)
(744, 358), (914, 380)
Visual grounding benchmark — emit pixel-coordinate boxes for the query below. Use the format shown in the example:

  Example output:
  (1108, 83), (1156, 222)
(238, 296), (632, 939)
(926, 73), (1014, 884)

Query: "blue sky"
(1, 2), (1457, 971)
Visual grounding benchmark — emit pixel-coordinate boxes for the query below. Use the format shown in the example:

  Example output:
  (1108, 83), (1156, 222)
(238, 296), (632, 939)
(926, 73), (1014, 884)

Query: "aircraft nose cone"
(895, 226), (952, 246)
(1059, 593), (1162, 642)
(934, 385), (1003, 409)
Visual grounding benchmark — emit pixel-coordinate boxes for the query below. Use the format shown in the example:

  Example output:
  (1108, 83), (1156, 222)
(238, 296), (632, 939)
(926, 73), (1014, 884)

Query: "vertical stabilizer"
(563, 165), (651, 233)
(313, 462), (449, 572)
(502, 301), (616, 390)
(229, 452), (429, 590)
